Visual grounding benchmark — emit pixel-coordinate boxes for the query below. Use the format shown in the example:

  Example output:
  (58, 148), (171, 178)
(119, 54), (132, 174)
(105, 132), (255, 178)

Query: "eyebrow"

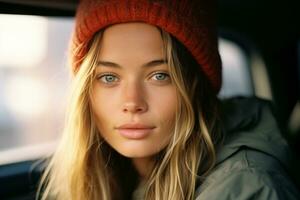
(97, 59), (167, 68)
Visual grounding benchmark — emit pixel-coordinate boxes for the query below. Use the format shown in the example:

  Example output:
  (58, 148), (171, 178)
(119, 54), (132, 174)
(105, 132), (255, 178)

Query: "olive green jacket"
(132, 97), (300, 200)
(195, 97), (300, 199)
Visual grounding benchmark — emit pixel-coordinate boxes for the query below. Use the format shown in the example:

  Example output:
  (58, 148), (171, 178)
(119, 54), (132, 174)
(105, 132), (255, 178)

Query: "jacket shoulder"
(195, 149), (300, 200)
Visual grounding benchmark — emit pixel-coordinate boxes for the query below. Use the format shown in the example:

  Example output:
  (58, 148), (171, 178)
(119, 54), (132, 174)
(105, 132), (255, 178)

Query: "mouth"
(115, 123), (156, 139)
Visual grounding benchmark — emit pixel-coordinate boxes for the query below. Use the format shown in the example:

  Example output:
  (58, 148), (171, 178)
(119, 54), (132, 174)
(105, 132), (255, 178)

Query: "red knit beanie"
(70, 0), (222, 92)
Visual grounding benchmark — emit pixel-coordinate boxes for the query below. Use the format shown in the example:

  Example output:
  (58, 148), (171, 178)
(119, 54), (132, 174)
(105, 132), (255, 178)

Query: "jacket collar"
(216, 96), (292, 170)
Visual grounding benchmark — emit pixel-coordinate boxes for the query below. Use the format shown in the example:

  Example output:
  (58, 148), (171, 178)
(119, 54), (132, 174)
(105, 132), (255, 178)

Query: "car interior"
(0, 0), (299, 199)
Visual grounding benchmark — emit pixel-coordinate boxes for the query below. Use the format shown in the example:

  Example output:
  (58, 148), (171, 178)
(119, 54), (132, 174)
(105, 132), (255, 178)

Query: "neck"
(132, 157), (154, 181)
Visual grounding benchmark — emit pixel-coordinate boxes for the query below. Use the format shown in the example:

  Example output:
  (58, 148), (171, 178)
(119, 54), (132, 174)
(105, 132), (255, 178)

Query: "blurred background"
(0, 15), (73, 164)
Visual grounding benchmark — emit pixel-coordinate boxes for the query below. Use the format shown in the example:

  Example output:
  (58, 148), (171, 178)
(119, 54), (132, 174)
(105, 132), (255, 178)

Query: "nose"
(123, 102), (147, 113)
(122, 81), (148, 114)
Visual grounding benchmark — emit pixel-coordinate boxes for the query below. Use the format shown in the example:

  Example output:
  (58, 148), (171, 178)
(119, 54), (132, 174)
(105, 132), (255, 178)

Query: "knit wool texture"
(70, 0), (222, 92)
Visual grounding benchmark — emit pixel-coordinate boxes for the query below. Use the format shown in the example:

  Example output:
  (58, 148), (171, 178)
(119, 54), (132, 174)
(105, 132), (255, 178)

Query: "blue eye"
(98, 74), (119, 84)
(152, 73), (169, 81)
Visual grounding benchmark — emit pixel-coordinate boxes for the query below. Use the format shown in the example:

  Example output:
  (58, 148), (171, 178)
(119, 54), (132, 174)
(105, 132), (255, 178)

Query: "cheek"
(149, 86), (178, 127)
(90, 88), (118, 130)
(147, 87), (177, 151)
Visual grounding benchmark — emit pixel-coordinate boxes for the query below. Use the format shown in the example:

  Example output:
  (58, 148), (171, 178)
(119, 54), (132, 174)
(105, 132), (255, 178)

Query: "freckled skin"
(90, 22), (177, 176)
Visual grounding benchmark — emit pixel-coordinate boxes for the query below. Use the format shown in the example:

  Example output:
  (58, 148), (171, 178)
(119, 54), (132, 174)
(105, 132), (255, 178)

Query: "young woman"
(37, 0), (299, 199)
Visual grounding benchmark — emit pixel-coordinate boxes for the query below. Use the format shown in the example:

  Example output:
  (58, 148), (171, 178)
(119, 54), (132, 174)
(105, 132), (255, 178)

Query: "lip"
(116, 123), (156, 139)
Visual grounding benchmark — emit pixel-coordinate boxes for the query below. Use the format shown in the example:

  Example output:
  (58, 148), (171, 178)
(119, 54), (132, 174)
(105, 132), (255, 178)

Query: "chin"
(115, 142), (162, 158)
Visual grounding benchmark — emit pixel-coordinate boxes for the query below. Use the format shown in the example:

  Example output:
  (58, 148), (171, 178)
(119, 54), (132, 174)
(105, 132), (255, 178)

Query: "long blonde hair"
(37, 26), (222, 200)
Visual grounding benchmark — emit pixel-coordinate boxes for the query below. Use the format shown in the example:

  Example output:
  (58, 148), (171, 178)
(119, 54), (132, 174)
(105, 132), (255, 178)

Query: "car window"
(218, 38), (253, 97)
(0, 14), (73, 165)
(0, 14), (253, 165)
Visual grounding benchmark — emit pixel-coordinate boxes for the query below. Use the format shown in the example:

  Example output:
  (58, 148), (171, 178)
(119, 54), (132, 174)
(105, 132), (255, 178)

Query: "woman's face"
(90, 22), (178, 159)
